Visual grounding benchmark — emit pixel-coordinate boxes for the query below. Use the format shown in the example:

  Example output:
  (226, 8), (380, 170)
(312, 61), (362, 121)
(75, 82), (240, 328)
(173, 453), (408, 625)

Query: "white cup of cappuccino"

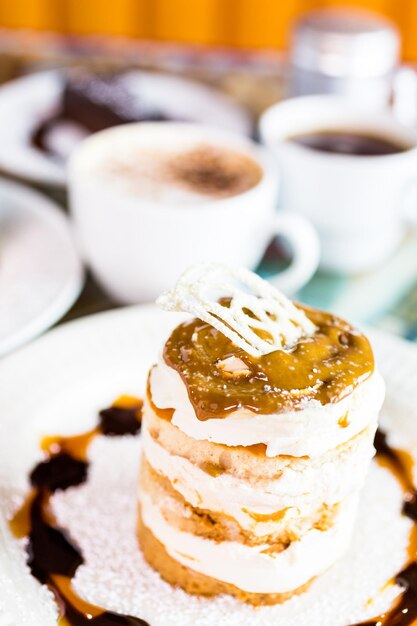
(68, 122), (319, 303)
(259, 95), (417, 274)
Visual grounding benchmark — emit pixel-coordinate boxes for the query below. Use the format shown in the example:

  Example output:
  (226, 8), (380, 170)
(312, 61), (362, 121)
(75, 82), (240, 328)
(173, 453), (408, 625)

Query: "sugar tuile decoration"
(156, 264), (316, 357)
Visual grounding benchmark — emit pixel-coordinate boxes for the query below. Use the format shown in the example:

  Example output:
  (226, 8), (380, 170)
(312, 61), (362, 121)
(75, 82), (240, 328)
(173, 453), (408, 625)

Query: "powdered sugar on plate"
(48, 435), (407, 626)
(0, 306), (415, 626)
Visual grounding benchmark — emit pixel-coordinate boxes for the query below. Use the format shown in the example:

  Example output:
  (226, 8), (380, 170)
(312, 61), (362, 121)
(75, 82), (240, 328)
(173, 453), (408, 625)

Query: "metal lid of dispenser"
(291, 9), (400, 78)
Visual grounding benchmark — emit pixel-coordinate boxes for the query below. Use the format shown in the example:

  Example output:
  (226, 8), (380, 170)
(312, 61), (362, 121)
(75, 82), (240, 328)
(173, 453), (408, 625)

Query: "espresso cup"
(68, 122), (319, 303)
(259, 95), (417, 274)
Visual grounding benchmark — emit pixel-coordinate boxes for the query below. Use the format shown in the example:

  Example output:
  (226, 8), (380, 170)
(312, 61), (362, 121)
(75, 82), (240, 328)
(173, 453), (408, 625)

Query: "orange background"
(0, 1), (415, 60)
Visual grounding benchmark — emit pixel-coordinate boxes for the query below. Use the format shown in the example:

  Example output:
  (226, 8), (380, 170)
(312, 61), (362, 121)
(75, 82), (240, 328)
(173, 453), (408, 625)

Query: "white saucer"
(0, 178), (84, 356)
(0, 70), (252, 187)
(0, 306), (416, 625)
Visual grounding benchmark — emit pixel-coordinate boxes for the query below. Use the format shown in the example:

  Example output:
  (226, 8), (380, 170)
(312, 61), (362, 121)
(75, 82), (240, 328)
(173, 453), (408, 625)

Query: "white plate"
(0, 178), (84, 356)
(0, 70), (252, 187)
(0, 306), (416, 626)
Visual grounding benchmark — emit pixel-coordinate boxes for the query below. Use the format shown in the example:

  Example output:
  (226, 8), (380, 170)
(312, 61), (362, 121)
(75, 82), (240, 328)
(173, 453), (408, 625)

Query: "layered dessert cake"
(138, 265), (385, 605)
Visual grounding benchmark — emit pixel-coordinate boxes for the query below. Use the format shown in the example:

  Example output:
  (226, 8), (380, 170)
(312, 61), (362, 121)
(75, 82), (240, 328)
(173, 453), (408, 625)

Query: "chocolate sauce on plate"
(99, 400), (143, 436)
(350, 429), (417, 626)
(10, 396), (148, 626)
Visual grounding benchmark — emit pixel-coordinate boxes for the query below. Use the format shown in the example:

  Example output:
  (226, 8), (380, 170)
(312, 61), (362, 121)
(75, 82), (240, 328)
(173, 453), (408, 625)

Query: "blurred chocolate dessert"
(61, 71), (169, 131)
(31, 69), (252, 163)
(32, 70), (170, 158)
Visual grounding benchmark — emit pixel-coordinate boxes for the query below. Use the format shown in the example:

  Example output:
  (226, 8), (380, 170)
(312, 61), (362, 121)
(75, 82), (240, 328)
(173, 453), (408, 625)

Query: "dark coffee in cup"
(288, 131), (410, 156)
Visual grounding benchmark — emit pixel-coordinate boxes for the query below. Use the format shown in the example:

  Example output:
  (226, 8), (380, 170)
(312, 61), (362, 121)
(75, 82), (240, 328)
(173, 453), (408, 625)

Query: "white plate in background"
(0, 178), (83, 356)
(0, 70), (253, 187)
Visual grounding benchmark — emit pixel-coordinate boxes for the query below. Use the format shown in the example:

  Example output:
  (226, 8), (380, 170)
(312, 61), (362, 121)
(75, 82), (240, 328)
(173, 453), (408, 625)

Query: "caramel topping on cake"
(163, 305), (374, 421)
(157, 264), (316, 357)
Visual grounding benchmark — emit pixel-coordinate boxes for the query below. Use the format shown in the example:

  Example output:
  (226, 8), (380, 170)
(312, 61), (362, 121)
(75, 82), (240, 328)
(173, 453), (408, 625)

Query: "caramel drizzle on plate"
(9, 396), (147, 626)
(350, 429), (417, 626)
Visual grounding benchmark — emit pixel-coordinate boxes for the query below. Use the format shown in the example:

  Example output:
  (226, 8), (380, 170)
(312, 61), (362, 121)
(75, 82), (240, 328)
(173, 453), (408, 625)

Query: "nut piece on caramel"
(216, 356), (252, 379)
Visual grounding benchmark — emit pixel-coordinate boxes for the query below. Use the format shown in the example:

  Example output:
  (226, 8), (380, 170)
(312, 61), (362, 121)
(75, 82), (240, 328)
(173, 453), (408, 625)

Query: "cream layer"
(150, 360), (385, 457)
(140, 490), (358, 594)
(142, 426), (375, 535)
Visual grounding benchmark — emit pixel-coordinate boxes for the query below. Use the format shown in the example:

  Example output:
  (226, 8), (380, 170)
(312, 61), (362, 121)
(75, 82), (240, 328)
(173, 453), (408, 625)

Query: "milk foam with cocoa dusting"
(88, 132), (263, 205)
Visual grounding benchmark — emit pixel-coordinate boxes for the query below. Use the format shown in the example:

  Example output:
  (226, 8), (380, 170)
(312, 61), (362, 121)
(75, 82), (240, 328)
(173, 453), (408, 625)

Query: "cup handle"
(403, 179), (417, 228)
(392, 66), (417, 127)
(266, 213), (320, 295)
